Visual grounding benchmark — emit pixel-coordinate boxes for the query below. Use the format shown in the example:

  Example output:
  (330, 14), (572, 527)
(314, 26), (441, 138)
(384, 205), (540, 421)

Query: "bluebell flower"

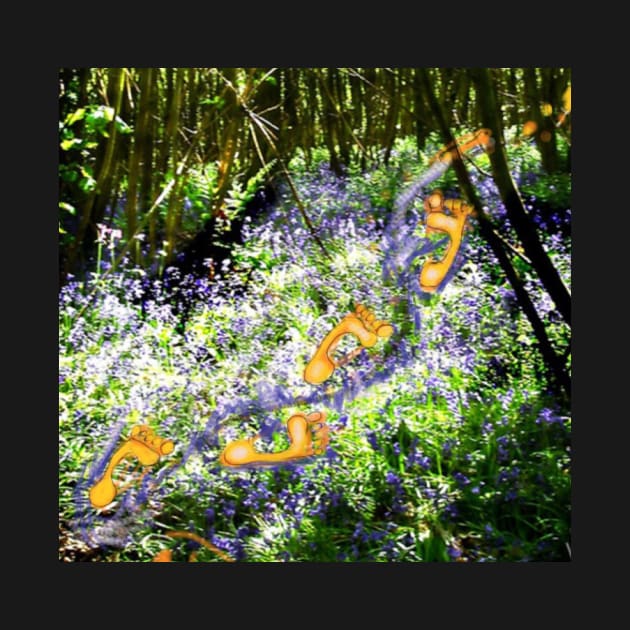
(223, 501), (236, 519)
(453, 472), (470, 487)
(424, 487), (437, 500)
(447, 546), (462, 559)
(536, 408), (561, 425)
(444, 503), (459, 519)
(504, 489), (518, 502)
(366, 431), (380, 451)
(407, 451), (431, 470)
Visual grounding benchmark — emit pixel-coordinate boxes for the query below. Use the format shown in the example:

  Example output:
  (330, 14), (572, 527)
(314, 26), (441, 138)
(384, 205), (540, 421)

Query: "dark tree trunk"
(383, 69), (400, 165)
(126, 68), (154, 264)
(413, 68), (429, 152)
(454, 68), (471, 127)
(471, 68), (571, 326)
(523, 67), (560, 173)
(320, 68), (343, 175)
(418, 68), (570, 397)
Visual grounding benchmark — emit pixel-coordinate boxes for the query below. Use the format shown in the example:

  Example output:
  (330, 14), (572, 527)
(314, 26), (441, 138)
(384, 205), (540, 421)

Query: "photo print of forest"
(59, 67), (571, 562)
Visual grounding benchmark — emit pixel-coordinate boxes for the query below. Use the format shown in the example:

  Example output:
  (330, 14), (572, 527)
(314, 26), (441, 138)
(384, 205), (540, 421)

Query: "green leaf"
(60, 138), (83, 151)
(65, 107), (85, 126)
(114, 115), (132, 134)
(60, 169), (78, 183)
(201, 96), (225, 109)
(59, 202), (76, 215)
(86, 109), (104, 125)
(85, 106), (117, 137)
(78, 167), (96, 192)
(102, 106), (115, 122)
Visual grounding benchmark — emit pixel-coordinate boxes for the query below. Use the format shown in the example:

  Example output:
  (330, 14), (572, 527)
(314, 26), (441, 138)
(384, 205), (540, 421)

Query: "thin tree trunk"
(67, 67), (126, 275)
(439, 67), (455, 128)
(164, 68), (185, 262)
(383, 69), (400, 165)
(94, 69), (133, 229)
(304, 70), (318, 167)
(418, 68), (570, 396)
(126, 68), (154, 264)
(398, 68), (413, 137)
(348, 68), (368, 169)
(213, 68), (244, 217)
(248, 67), (280, 174)
(157, 68), (175, 180)
(470, 68), (571, 325)
(413, 68), (429, 152)
(282, 68), (299, 160)
(187, 68), (198, 134)
(455, 68), (470, 127)
(506, 68), (520, 128)
(523, 67), (559, 173)
(332, 68), (350, 166)
(364, 68), (377, 163)
(319, 68), (342, 175)
(144, 68), (158, 261)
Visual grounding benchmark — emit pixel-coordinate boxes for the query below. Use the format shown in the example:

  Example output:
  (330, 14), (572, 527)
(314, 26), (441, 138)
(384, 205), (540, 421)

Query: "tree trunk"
(438, 67), (455, 128)
(418, 68), (570, 396)
(523, 67), (560, 173)
(126, 68), (154, 264)
(455, 68), (471, 127)
(413, 68), (429, 152)
(212, 69), (244, 217)
(143, 68), (158, 261)
(249, 67), (280, 174)
(157, 68), (175, 180)
(164, 68), (185, 262)
(364, 68), (377, 163)
(470, 68), (570, 325)
(304, 70), (318, 167)
(67, 67), (126, 275)
(282, 67), (299, 160)
(383, 69), (400, 165)
(187, 68), (198, 135)
(319, 68), (343, 175)
(332, 68), (350, 166)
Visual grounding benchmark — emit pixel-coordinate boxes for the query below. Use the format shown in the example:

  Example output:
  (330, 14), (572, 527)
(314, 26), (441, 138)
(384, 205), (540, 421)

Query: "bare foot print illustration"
(219, 411), (330, 468)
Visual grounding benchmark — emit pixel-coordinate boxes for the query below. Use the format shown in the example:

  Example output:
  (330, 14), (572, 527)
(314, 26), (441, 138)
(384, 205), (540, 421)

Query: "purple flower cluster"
(61, 133), (571, 562)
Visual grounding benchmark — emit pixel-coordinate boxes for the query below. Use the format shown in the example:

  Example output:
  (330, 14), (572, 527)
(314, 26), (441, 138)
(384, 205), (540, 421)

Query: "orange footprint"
(304, 305), (393, 385)
(152, 531), (235, 562)
(89, 424), (174, 509)
(419, 191), (475, 293)
(429, 128), (495, 166)
(219, 411), (330, 468)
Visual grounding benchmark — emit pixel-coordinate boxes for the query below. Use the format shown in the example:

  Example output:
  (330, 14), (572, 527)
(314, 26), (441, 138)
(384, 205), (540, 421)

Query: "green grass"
(59, 133), (571, 562)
